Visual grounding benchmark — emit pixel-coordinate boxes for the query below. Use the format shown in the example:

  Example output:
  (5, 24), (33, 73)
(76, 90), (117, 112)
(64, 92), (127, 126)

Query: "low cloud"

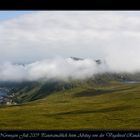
(1, 56), (140, 82)
(0, 57), (108, 82)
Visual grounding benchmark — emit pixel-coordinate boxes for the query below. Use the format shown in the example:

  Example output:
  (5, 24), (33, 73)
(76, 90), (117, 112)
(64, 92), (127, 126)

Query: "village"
(0, 88), (17, 105)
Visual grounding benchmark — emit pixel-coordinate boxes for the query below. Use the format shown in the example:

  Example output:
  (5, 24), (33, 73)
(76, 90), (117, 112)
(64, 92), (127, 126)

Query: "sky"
(0, 11), (33, 21)
(0, 11), (140, 81)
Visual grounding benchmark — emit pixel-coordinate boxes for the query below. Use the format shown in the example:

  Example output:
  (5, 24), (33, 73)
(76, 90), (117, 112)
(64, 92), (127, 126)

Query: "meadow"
(0, 82), (139, 130)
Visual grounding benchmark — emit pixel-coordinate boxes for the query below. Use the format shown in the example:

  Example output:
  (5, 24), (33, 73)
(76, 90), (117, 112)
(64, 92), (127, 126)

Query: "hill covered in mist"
(1, 71), (139, 104)
(1, 57), (140, 104)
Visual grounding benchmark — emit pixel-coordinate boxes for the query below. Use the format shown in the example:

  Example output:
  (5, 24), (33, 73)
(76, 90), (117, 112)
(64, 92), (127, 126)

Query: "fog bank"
(0, 57), (140, 82)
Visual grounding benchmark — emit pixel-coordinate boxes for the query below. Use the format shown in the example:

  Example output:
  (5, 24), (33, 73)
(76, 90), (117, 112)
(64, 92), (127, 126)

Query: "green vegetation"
(12, 81), (76, 103)
(0, 81), (140, 129)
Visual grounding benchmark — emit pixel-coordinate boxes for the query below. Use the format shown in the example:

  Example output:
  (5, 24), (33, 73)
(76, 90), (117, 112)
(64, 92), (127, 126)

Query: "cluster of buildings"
(0, 94), (17, 105)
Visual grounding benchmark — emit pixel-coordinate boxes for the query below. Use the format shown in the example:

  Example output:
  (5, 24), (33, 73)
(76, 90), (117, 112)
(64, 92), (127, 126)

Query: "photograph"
(0, 11), (139, 132)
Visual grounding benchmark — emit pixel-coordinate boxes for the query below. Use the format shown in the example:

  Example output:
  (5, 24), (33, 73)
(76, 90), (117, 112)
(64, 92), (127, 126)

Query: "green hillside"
(0, 81), (140, 129)
(8, 73), (129, 104)
(8, 72), (140, 104)
(12, 80), (77, 103)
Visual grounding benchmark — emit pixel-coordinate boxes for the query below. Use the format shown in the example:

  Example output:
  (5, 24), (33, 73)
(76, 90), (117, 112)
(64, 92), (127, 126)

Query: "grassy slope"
(12, 81), (76, 103)
(0, 82), (140, 129)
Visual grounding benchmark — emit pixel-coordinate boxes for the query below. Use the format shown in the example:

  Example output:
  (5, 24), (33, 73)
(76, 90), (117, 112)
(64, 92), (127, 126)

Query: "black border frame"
(0, 1), (140, 139)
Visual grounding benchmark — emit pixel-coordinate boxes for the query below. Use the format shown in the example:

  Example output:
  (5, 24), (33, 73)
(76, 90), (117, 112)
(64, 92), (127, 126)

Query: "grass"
(0, 82), (140, 129)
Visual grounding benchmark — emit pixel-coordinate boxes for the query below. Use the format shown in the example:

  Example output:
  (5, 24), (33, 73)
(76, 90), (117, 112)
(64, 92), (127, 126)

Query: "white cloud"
(0, 11), (140, 81)
(0, 58), (105, 81)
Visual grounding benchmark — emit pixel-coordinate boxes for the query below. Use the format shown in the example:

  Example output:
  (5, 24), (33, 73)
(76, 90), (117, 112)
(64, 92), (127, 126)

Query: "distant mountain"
(70, 56), (102, 65)
(10, 80), (77, 104)
(95, 59), (102, 64)
(2, 73), (123, 104)
(70, 57), (84, 61)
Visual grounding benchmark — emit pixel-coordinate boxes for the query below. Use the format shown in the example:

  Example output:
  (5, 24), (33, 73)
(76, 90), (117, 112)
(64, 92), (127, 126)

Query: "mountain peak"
(70, 57), (84, 61)
(95, 59), (102, 64)
(70, 57), (102, 65)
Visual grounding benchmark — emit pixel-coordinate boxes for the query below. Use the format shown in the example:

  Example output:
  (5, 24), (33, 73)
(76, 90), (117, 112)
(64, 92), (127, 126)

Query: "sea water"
(122, 81), (140, 84)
